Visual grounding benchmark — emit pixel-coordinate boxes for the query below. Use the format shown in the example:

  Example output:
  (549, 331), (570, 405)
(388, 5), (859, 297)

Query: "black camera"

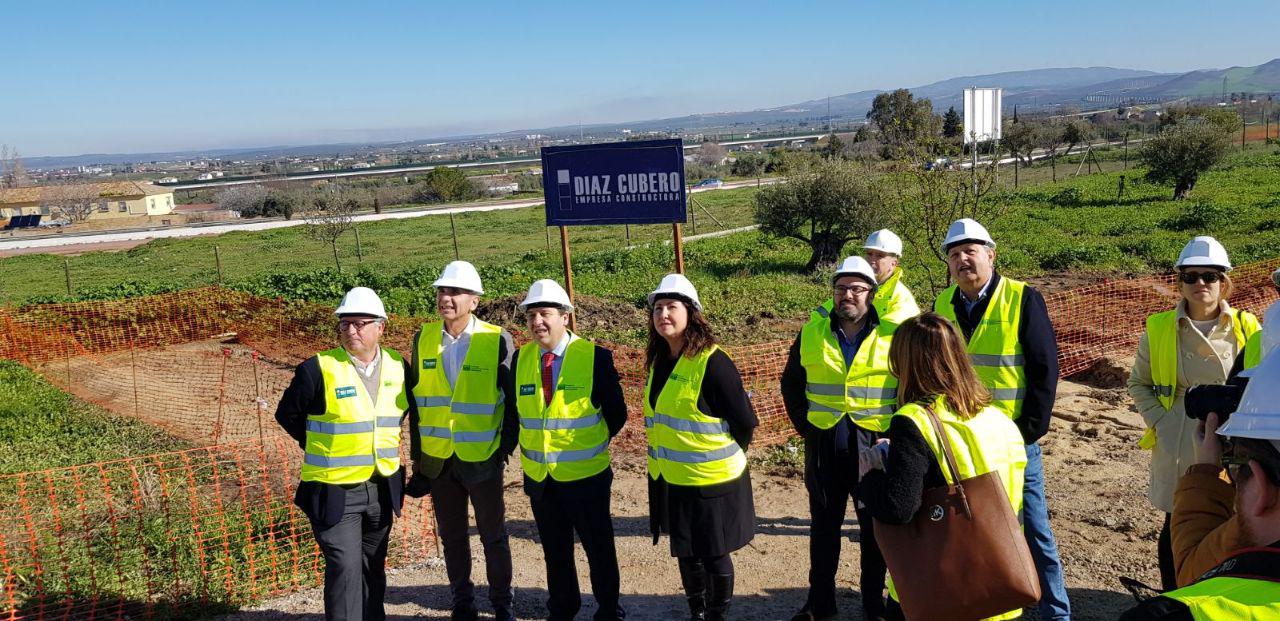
(1184, 377), (1248, 423)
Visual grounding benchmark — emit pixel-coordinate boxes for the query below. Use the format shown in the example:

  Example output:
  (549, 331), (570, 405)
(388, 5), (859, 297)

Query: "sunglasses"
(1179, 271), (1223, 285)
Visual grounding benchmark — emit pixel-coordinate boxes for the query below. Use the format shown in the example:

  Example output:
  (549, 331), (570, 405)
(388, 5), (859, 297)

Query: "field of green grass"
(3, 145), (1279, 346)
(0, 360), (188, 474)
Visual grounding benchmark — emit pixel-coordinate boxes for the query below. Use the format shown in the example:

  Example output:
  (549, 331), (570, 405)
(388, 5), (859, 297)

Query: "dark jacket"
(275, 353), (411, 528)
(506, 340), (629, 500)
(857, 415), (948, 524)
(943, 272), (1059, 444)
(1119, 542), (1280, 620)
(405, 322), (517, 485)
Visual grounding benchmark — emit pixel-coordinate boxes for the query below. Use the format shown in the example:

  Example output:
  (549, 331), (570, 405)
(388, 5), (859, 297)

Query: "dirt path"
(220, 357), (1158, 621)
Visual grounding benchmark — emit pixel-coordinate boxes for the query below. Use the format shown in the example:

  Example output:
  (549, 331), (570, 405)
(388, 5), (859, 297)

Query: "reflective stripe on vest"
(799, 304), (899, 432)
(885, 399), (1028, 616)
(515, 335), (610, 483)
(643, 345), (746, 487)
(872, 267), (921, 325)
(1146, 308), (1260, 412)
(411, 319), (504, 462)
(300, 347), (407, 485)
(934, 278), (1027, 420)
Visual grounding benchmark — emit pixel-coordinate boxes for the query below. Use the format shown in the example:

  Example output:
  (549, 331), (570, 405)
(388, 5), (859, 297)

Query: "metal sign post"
(559, 225), (576, 331)
(673, 223), (685, 273)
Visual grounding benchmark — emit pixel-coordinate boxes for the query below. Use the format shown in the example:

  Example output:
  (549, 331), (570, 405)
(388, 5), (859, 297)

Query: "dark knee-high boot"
(706, 572), (734, 621)
(678, 558), (707, 621)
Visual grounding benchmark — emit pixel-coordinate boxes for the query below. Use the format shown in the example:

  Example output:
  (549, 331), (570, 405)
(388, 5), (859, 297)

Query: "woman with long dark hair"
(643, 274), (757, 621)
(859, 312), (1028, 621)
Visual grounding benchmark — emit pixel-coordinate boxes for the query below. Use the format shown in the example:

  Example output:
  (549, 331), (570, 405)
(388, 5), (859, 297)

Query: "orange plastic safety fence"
(0, 257), (1277, 619)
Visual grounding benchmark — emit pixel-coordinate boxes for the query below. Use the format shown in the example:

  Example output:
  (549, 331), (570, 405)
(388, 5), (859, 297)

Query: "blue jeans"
(1024, 442), (1070, 620)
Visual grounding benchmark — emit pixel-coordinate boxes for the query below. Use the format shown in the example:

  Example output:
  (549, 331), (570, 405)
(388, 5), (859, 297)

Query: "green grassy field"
(3, 145), (1279, 346)
(0, 360), (188, 474)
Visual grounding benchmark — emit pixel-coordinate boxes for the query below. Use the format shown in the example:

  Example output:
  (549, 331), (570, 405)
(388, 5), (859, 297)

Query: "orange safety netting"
(0, 257), (1277, 620)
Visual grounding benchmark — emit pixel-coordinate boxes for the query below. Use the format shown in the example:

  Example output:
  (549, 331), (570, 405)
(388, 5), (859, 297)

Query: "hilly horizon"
(21, 58), (1280, 171)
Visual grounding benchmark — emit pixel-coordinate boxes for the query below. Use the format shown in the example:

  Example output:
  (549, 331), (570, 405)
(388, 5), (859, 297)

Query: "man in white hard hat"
(782, 256), (897, 621)
(1121, 348), (1280, 619)
(933, 218), (1070, 620)
(863, 229), (920, 325)
(405, 260), (517, 621)
(507, 279), (628, 621)
(275, 286), (411, 621)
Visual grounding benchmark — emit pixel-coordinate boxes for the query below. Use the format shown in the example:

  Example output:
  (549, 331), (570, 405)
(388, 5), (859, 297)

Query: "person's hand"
(859, 439), (891, 477)
(1195, 412), (1224, 466)
(404, 476), (432, 499)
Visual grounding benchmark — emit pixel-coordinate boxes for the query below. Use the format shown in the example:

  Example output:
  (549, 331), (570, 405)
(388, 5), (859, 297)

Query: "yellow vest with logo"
(301, 347), (407, 485)
(516, 335), (610, 483)
(934, 278), (1028, 420)
(644, 345), (746, 487)
(799, 305), (899, 432)
(412, 319), (504, 462)
(873, 267), (921, 325)
(886, 397), (1029, 620)
(1145, 308), (1260, 411)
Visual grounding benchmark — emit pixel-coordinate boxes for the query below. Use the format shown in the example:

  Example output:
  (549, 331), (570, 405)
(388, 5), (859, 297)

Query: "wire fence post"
(354, 227), (363, 265)
(63, 259), (72, 297)
(129, 334), (141, 418)
(213, 245), (223, 284)
(449, 212), (460, 260)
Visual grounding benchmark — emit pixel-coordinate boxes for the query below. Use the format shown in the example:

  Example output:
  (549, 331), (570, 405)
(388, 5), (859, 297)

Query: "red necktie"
(541, 351), (555, 406)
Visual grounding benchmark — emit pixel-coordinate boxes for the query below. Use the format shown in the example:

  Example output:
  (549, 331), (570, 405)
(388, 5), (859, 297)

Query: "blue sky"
(4, 0), (1278, 157)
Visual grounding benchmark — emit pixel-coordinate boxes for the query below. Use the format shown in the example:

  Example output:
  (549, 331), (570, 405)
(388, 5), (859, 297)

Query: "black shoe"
(450, 605), (478, 621)
(679, 560), (708, 621)
(789, 608), (837, 621)
(705, 573), (734, 621)
(494, 606), (516, 621)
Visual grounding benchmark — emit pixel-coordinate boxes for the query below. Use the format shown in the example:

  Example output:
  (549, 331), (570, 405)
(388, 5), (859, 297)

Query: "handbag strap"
(923, 405), (972, 519)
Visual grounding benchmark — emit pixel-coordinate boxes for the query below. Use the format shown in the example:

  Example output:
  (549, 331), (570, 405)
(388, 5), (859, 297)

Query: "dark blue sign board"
(541, 139), (687, 226)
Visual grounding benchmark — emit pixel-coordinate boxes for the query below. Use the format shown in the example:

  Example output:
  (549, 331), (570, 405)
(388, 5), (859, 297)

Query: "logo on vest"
(462, 363), (489, 373)
(335, 386), (357, 399)
(669, 372), (688, 383)
(929, 505), (945, 522)
(519, 384), (537, 396)
(422, 358), (438, 369)
(561, 383), (586, 392)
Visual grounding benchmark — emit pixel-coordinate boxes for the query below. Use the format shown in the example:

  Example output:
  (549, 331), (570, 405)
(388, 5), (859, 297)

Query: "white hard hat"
(832, 255), (878, 287)
(863, 229), (903, 256)
(519, 279), (574, 313)
(1218, 350), (1280, 441)
(648, 273), (703, 312)
(334, 286), (388, 319)
(1175, 236), (1231, 272)
(941, 218), (996, 252)
(432, 260), (485, 294)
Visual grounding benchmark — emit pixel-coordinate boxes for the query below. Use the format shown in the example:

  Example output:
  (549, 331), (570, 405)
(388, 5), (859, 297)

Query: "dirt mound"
(1072, 356), (1132, 389)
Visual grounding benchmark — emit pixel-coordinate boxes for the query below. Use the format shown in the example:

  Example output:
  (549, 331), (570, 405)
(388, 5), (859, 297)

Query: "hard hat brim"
(943, 238), (996, 253)
(1176, 260), (1231, 272)
(648, 292), (702, 312)
(431, 278), (484, 294)
(519, 300), (574, 313)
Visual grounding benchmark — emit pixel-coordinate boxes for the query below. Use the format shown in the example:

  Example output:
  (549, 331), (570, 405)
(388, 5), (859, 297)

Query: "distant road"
(0, 179), (780, 255)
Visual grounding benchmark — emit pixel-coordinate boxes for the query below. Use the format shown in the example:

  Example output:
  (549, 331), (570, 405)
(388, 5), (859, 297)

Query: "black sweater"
(944, 273), (1059, 444)
(857, 415), (947, 525)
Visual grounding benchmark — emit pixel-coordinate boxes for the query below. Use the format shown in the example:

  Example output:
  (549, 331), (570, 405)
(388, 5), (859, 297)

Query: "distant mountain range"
(24, 58), (1280, 171)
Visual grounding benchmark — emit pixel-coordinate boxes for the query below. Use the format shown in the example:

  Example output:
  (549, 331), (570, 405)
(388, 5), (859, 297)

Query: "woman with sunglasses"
(1127, 236), (1261, 590)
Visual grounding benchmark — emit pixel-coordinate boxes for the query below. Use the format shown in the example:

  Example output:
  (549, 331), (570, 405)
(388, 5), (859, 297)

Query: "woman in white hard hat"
(1126, 235), (1261, 590)
(644, 274), (757, 621)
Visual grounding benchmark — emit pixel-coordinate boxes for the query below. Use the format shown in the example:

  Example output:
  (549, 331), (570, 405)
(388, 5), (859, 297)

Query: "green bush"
(1050, 186), (1084, 207)
(1159, 201), (1238, 232)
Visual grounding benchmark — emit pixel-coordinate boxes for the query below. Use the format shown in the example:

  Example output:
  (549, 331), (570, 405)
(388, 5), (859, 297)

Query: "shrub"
(1159, 201), (1237, 232)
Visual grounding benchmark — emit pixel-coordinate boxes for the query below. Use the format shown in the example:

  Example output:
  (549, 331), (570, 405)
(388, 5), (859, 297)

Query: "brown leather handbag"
(873, 407), (1041, 621)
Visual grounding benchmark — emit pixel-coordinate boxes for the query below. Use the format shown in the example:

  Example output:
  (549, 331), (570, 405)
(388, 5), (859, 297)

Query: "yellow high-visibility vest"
(873, 267), (921, 325)
(1145, 308), (1260, 411)
(644, 345), (746, 487)
(1136, 548), (1280, 620)
(799, 304), (898, 432)
(411, 319), (504, 462)
(887, 397), (1028, 620)
(516, 335), (610, 483)
(301, 347), (407, 485)
(934, 278), (1028, 420)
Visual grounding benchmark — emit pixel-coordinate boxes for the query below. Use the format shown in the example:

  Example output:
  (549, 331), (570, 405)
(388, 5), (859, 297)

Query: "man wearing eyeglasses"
(933, 218), (1069, 621)
(275, 286), (411, 621)
(1120, 359), (1280, 619)
(782, 256), (899, 621)
(405, 260), (517, 621)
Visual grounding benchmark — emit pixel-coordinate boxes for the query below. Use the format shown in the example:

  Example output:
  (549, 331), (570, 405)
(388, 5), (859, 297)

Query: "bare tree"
(44, 181), (99, 223)
(216, 184), (268, 216)
(694, 142), (728, 167)
(892, 150), (1006, 295)
(0, 145), (28, 188)
(1037, 123), (1067, 183)
(304, 187), (363, 272)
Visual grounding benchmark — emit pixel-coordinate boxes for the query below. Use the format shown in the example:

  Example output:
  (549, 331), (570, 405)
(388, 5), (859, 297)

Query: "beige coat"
(1127, 300), (1239, 513)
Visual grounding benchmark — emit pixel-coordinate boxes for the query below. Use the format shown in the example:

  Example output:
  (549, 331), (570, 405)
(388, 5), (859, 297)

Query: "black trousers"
(1159, 512), (1177, 591)
(528, 469), (623, 621)
(804, 428), (887, 617)
(431, 468), (514, 610)
(311, 479), (393, 621)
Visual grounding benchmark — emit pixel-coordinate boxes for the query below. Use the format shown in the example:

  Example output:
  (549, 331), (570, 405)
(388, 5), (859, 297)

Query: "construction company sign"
(541, 138), (687, 226)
